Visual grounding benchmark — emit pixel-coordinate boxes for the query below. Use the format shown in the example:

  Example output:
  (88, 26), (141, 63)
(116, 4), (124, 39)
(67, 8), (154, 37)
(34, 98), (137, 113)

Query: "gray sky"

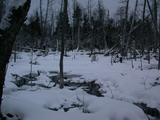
(29, 0), (137, 17)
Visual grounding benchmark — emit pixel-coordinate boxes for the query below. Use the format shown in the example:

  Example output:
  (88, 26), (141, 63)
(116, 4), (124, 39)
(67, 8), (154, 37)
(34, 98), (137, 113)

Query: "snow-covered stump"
(0, 0), (30, 117)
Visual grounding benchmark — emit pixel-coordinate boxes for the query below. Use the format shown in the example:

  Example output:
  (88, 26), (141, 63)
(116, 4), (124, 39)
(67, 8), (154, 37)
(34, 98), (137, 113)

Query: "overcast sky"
(29, 0), (137, 17)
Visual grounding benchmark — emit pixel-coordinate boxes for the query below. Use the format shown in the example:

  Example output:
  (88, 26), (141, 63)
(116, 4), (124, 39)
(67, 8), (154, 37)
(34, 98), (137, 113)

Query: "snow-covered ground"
(2, 51), (160, 120)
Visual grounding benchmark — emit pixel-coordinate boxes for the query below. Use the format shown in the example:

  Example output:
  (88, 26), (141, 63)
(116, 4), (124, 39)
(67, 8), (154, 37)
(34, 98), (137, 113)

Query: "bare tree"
(39, 0), (55, 48)
(0, 0), (31, 117)
(146, 0), (160, 69)
(73, 1), (82, 51)
(87, 0), (94, 56)
(71, 0), (77, 50)
(59, 0), (68, 89)
(39, 0), (43, 31)
(128, 0), (138, 62)
(121, 0), (129, 60)
(88, 0), (92, 22)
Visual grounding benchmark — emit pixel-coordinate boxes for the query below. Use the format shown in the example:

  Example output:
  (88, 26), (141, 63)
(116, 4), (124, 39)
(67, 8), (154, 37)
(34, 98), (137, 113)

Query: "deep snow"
(2, 51), (160, 120)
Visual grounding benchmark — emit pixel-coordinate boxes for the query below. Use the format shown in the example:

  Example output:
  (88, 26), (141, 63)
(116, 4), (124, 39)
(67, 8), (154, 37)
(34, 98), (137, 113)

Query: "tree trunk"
(77, 24), (80, 51)
(0, 63), (6, 117)
(59, 34), (64, 89)
(59, 0), (68, 89)
(39, 0), (45, 48)
(153, 0), (158, 53)
(40, 0), (43, 31)
(146, 0), (160, 69)
(0, 0), (30, 116)
(0, 0), (4, 22)
(158, 46), (160, 70)
(121, 0), (129, 60)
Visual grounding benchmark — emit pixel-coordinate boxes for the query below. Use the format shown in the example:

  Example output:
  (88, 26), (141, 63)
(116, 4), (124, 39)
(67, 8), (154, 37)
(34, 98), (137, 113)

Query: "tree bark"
(59, 33), (64, 89)
(158, 41), (160, 69)
(146, 0), (160, 69)
(40, 0), (43, 31)
(0, 0), (30, 116)
(59, 0), (68, 89)
(0, 64), (6, 117)
(77, 23), (80, 51)
(121, 0), (129, 60)
(0, 0), (5, 22)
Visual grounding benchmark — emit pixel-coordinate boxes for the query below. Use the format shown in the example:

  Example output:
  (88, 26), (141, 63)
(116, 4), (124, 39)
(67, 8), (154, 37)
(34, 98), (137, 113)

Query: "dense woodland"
(7, 0), (160, 69)
(1, 1), (159, 57)
(0, 0), (160, 119)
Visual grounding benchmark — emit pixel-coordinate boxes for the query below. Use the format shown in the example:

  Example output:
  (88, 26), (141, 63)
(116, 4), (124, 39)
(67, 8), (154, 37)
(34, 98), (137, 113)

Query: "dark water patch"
(48, 74), (104, 97)
(134, 102), (160, 120)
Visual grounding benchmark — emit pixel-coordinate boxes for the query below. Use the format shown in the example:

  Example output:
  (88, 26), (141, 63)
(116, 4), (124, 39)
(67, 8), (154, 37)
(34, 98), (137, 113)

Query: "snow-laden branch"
(0, 0), (29, 30)
(0, 0), (30, 64)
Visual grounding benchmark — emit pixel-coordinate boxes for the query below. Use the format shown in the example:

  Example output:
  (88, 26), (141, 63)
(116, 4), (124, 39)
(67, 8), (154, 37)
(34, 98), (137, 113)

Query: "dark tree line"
(12, 0), (160, 70)
(10, 0), (160, 68)
(15, 1), (158, 52)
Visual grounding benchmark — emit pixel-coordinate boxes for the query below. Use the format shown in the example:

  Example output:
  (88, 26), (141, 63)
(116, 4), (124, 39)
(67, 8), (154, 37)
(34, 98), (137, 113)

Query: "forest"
(0, 0), (160, 120)
(14, 0), (160, 67)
